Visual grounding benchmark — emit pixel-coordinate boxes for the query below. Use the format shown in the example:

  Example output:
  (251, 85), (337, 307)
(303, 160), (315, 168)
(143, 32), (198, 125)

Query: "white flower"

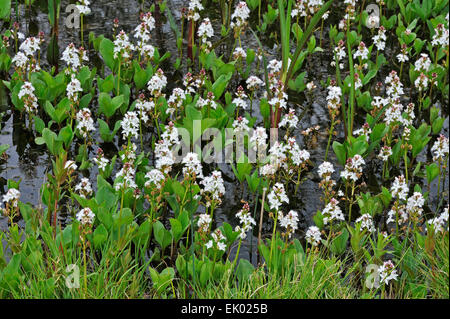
(406, 192), (425, 221)
(246, 76), (263, 90)
(322, 198), (344, 225)
(93, 157), (109, 171)
(182, 152), (203, 179)
(114, 162), (137, 191)
(61, 43), (88, 72)
(18, 82), (38, 113)
(75, 178), (93, 198)
(390, 175), (409, 201)
(187, 0), (204, 21)
(65, 160), (78, 171)
(76, 207), (95, 225)
(235, 202), (256, 239)
(200, 171), (225, 206)
(121, 111), (139, 140)
(147, 68), (167, 95)
(76, 108), (95, 138)
(355, 214), (376, 232)
(431, 23), (449, 47)
(414, 72), (429, 91)
(318, 161), (334, 179)
(414, 53), (431, 72)
(267, 183), (289, 211)
(230, 1), (250, 29)
(140, 44), (155, 58)
(279, 210), (299, 238)
(396, 53), (409, 63)
(353, 42), (369, 60)
(12, 52), (28, 68)
(378, 260), (398, 286)
(2, 189), (20, 208)
(431, 134), (449, 162)
(250, 127), (268, 153)
(145, 169), (165, 189)
(305, 226), (322, 246)
(232, 116), (250, 133)
(19, 37), (40, 56)
(66, 75), (83, 101)
(268, 59), (282, 73)
(326, 85), (342, 112)
(233, 47), (247, 60)
(197, 213), (212, 233)
(113, 30), (135, 59)
(76, 0), (91, 15)
(207, 229), (227, 251)
(198, 18), (214, 40)
(372, 27), (386, 51)
(340, 155), (365, 182)
(427, 206), (449, 234)
(378, 146), (392, 162)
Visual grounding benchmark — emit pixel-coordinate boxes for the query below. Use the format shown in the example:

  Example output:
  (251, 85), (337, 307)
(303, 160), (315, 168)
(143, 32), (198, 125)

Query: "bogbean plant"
(0, 0), (448, 298)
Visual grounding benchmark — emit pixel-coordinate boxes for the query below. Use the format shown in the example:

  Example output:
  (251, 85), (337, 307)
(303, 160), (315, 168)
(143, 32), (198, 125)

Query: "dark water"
(0, 1), (448, 265)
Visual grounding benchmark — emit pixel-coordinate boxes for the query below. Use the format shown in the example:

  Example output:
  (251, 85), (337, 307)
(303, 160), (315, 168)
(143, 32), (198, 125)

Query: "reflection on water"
(0, 0), (448, 265)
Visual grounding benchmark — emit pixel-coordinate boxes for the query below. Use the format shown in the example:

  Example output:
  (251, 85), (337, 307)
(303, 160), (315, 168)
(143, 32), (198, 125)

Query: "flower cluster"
(121, 111), (140, 140)
(144, 169), (165, 190)
(113, 30), (135, 60)
(427, 206), (449, 234)
(322, 198), (344, 225)
(431, 134), (449, 162)
(355, 214), (376, 233)
(76, 207), (95, 225)
(76, 0), (91, 15)
(200, 170), (225, 207)
(66, 75), (83, 103)
(235, 202), (256, 239)
(372, 26), (386, 51)
(340, 155), (365, 182)
(305, 225), (322, 247)
(279, 210), (299, 238)
(230, 1), (250, 30)
(93, 148), (109, 171)
(267, 183), (289, 212)
(197, 213), (212, 233)
(75, 178), (93, 198)
(187, 0), (204, 21)
(18, 82), (38, 114)
(147, 68), (167, 97)
(76, 108), (95, 139)
(182, 152), (203, 179)
(390, 175), (409, 201)
(378, 260), (399, 286)
(206, 229), (227, 251)
(61, 43), (88, 74)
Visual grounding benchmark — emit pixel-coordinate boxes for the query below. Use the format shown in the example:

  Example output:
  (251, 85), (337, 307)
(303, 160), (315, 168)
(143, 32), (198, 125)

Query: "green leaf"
(426, 163), (439, 184)
(57, 125), (73, 148)
(212, 73), (232, 99)
(330, 228), (349, 255)
(0, 0), (11, 20)
(93, 224), (108, 248)
(153, 220), (172, 251)
(332, 141), (347, 166)
(0, 144), (9, 156)
(99, 38), (116, 71)
(236, 259), (254, 282)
